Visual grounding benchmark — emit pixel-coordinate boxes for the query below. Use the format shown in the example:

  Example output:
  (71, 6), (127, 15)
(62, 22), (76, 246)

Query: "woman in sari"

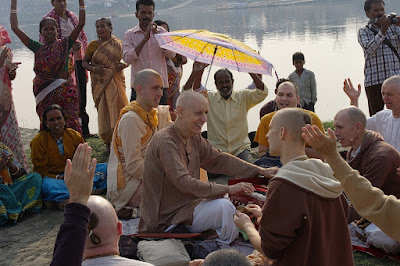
(0, 134), (42, 226)
(30, 104), (107, 210)
(83, 18), (128, 152)
(10, 0), (86, 134)
(0, 25), (26, 168)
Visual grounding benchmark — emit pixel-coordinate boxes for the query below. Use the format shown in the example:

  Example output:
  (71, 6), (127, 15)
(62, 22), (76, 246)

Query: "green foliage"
(322, 120), (334, 130)
(86, 136), (109, 164)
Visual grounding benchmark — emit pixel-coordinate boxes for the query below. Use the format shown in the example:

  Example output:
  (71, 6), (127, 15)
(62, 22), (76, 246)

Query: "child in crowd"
(288, 52), (317, 112)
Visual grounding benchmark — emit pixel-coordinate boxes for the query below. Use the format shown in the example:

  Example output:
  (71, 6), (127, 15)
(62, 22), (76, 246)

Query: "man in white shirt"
(343, 76), (400, 151)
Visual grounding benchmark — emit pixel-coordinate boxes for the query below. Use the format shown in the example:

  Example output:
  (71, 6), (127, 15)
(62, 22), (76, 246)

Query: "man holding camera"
(358, 0), (400, 116)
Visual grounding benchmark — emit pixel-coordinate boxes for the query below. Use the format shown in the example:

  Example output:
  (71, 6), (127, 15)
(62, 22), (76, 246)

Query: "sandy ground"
(0, 127), (64, 266)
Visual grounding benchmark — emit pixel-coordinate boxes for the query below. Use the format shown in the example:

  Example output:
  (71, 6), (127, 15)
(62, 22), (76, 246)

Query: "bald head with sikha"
(267, 108), (311, 164)
(83, 196), (122, 259)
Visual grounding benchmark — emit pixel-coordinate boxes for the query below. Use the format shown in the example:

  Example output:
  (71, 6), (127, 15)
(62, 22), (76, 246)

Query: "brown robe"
(138, 124), (264, 233)
(347, 130), (400, 221)
(260, 178), (354, 266)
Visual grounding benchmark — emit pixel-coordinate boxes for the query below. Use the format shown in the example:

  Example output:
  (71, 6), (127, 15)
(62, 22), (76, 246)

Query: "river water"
(3, 0), (400, 132)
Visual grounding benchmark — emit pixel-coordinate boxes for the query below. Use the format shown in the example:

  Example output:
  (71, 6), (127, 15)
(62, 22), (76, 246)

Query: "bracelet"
(10, 10), (17, 14)
(79, 6), (87, 10)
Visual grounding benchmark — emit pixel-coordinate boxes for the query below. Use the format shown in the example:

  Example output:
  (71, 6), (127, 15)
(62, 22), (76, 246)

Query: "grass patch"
(353, 251), (399, 265)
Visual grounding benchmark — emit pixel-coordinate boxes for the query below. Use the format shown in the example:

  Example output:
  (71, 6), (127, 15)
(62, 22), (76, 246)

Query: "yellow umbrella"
(155, 29), (274, 84)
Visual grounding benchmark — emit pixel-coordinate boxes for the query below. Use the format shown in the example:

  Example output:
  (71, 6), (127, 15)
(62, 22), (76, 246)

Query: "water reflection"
(3, 0), (400, 131)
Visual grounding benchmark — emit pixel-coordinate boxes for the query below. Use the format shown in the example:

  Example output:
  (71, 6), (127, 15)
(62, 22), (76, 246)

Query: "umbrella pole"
(204, 45), (219, 88)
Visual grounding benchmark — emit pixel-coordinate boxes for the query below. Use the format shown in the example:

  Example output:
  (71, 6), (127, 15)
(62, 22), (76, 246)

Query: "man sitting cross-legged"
(107, 69), (171, 220)
(138, 91), (277, 244)
(254, 81), (324, 159)
(234, 108), (353, 266)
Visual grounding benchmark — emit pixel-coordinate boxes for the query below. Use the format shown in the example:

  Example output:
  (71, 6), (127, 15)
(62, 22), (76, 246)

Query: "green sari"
(0, 143), (42, 226)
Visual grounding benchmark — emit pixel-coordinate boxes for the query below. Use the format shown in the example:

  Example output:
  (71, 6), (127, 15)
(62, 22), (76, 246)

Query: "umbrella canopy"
(154, 29), (274, 76)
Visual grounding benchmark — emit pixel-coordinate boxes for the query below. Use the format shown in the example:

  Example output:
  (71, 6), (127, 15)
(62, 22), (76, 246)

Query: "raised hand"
(302, 124), (338, 160)
(144, 22), (157, 41)
(343, 78), (361, 106)
(64, 143), (97, 205)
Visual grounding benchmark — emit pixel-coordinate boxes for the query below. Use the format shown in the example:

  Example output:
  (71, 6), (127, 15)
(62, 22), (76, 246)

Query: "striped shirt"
(358, 24), (400, 87)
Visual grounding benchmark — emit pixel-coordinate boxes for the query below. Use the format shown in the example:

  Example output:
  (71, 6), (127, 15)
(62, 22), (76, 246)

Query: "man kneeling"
(235, 108), (353, 265)
(138, 91), (276, 244)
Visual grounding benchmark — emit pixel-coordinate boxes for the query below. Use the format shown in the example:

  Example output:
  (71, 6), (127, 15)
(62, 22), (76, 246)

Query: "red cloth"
(0, 25), (11, 46)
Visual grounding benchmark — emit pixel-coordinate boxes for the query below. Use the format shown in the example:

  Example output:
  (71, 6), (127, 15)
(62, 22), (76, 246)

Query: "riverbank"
(0, 127), (397, 265)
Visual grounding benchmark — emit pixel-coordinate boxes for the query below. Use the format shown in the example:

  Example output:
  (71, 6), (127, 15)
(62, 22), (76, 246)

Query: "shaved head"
(133, 69), (162, 88)
(84, 196), (121, 257)
(176, 91), (208, 110)
(175, 91), (208, 138)
(277, 81), (299, 97)
(382, 75), (400, 89)
(273, 108), (311, 143)
(334, 106), (366, 128)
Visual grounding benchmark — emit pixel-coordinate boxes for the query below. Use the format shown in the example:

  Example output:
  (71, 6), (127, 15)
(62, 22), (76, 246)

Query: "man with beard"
(123, 0), (175, 103)
(358, 0), (400, 115)
(183, 62), (267, 163)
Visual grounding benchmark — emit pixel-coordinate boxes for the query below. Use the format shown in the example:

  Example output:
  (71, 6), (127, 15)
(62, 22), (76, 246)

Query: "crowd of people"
(1, 0), (400, 265)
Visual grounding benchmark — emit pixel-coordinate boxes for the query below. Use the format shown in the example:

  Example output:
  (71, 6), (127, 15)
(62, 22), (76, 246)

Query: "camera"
(387, 13), (398, 25)
(369, 13), (398, 25)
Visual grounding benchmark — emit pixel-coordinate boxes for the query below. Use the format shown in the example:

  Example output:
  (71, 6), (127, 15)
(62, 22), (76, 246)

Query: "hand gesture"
(234, 210), (254, 231)
(228, 182), (254, 195)
(259, 166), (278, 179)
(64, 143), (97, 206)
(9, 62), (21, 73)
(343, 79), (361, 102)
(144, 22), (157, 41)
(302, 124), (338, 159)
(246, 204), (263, 219)
(115, 62), (128, 72)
